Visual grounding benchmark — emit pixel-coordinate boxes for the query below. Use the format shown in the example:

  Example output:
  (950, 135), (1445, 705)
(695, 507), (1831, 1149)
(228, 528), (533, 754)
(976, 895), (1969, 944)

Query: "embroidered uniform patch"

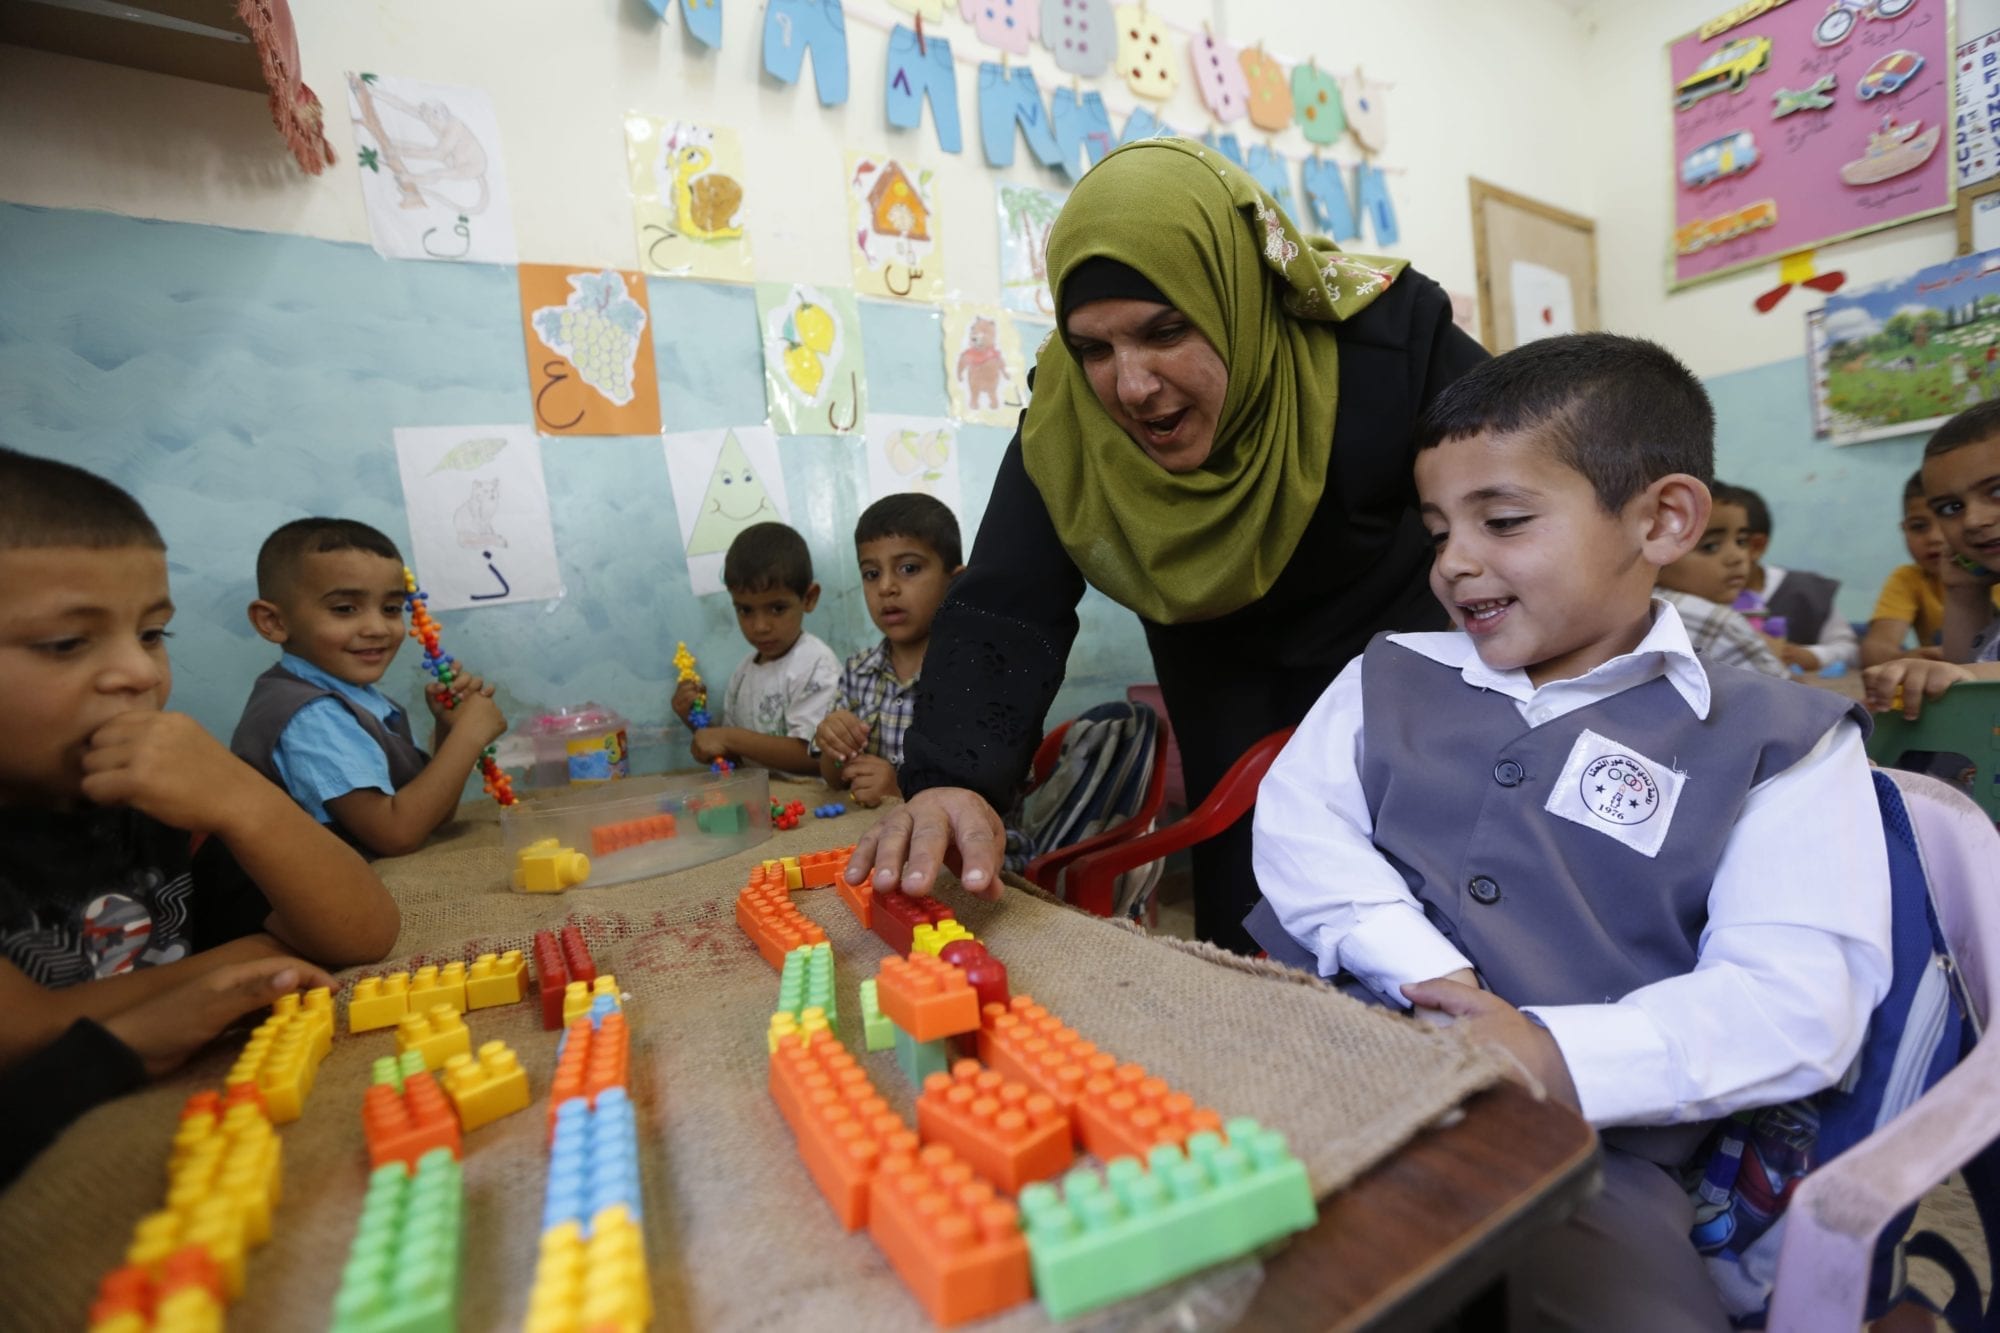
(1543, 728), (1685, 858)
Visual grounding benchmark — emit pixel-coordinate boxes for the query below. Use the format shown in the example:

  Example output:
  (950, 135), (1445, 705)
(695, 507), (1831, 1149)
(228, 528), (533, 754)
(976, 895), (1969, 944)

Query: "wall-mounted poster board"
(1668, 0), (1952, 289)
(1469, 179), (1599, 355)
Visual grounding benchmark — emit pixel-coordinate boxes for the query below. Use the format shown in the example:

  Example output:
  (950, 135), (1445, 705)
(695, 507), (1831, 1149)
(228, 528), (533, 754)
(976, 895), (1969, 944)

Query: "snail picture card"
(347, 72), (519, 265)
(862, 413), (965, 519)
(627, 115), (755, 282)
(755, 282), (867, 435)
(940, 303), (1026, 427)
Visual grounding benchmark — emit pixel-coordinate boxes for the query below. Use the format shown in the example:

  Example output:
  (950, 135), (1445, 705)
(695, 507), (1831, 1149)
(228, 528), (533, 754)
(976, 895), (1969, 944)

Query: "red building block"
(867, 1142), (1032, 1327)
(978, 996), (1119, 1133)
(872, 889), (955, 957)
(361, 1070), (462, 1170)
(1073, 1061), (1226, 1164)
(736, 880), (826, 970)
(916, 1060), (1073, 1193)
(533, 926), (600, 1029)
(875, 953), (981, 1043)
(561, 926), (596, 984)
(547, 1011), (631, 1136)
(768, 1031), (917, 1230)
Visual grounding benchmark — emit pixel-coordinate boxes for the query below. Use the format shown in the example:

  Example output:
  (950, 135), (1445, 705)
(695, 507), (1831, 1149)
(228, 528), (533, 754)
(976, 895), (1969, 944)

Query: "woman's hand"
(845, 787), (1005, 902)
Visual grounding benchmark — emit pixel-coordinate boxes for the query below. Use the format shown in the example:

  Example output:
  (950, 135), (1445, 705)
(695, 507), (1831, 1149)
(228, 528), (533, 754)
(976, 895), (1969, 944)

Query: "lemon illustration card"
(754, 283), (866, 436)
(862, 414), (963, 520)
(662, 425), (792, 596)
(627, 115), (753, 281)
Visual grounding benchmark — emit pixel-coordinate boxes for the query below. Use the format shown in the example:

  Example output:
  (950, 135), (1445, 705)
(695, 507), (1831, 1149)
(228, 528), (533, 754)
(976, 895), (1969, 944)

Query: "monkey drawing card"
(627, 115), (755, 281)
(517, 265), (663, 436)
(346, 72), (519, 264)
(940, 304), (1025, 427)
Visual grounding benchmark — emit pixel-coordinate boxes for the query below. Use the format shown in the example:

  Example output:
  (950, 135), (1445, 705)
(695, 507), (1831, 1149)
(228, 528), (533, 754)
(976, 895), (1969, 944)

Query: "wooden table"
(1250, 1082), (1601, 1331)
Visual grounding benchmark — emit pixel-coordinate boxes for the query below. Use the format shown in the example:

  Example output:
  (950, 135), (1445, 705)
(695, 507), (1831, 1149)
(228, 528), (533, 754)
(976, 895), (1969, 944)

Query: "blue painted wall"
(0, 203), (1153, 754)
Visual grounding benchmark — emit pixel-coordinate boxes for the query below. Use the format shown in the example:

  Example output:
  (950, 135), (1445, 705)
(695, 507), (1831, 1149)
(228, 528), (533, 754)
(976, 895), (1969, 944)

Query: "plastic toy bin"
(499, 768), (771, 892)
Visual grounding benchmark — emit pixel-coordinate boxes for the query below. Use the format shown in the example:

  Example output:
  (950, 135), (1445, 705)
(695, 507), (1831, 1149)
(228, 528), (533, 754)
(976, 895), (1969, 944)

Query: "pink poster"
(1669, 0), (1951, 289)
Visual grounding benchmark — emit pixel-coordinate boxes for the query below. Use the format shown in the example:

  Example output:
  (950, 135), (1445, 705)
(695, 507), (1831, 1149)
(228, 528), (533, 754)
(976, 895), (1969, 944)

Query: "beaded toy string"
(404, 567), (515, 806)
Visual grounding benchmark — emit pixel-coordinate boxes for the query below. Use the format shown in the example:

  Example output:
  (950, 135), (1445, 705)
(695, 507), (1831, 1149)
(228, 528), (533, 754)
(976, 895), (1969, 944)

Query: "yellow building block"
(562, 975), (621, 1026)
(227, 1003), (326, 1124)
(910, 919), (976, 957)
(441, 1039), (530, 1132)
(394, 1005), (472, 1071)
(348, 972), (411, 1033)
(513, 838), (591, 893)
(294, 987), (334, 1061)
(524, 1205), (651, 1333)
(782, 856), (803, 890)
(465, 950), (527, 1010)
(408, 961), (468, 1015)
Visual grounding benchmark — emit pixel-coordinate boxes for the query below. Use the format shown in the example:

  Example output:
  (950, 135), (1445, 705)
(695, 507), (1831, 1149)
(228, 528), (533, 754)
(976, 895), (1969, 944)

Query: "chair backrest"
(1865, 679), (2000, 821)
(1017, 702), (1166, 910)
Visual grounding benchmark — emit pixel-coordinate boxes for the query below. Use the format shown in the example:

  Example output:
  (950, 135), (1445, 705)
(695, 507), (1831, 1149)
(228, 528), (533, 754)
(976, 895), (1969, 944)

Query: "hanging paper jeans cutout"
(1243, 144), (1298, 223)
(1118, 105), (1174, 145)
(960, 0), (1037, 55)
(681, 0), (722, 48)
(1050, 86), (1112, 180)
(979, 63), (1062, 169)
(762, 0), (849, 107)
(645, 0), (669, 14)
(1356, 161), (1399, 247)
(1199, 130), (1243, 166)
(886, 25), (962, 153)
(1300, 156), (1359, 241)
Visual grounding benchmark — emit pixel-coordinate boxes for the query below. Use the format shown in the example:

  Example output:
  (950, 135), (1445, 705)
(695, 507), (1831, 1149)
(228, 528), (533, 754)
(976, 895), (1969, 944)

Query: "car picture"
(1857, 50), (1925, 100)
(1676, 36), (1774, 111)
(1681, 130), (1761, 188)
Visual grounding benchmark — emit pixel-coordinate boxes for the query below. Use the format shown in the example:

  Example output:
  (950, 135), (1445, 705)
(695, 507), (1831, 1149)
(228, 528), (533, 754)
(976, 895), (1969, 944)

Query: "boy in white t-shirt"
(672, 522), (839, 774)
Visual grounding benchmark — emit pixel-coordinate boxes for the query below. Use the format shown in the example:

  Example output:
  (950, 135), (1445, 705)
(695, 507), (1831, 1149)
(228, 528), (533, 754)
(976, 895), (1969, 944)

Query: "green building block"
(371, 1049), (428, 1093)
(893, 1023), (949, 1086)
(1017, 1118), (1316, 1320)
(776, 942), (836, 1026)
(330, 1147), (463, 1333)
(696, 802), (749, 835)
(859, 978), (893, 1053)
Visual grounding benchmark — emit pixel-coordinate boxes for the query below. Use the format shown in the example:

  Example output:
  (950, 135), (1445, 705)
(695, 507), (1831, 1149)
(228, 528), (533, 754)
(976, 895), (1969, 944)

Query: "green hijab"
(1023, 137), (1406, 624)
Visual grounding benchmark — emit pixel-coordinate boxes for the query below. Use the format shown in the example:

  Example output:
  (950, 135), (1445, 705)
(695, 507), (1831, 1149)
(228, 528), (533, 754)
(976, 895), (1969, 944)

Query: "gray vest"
(231, 665), (430, 842)
(1765, 569), (1841, 645)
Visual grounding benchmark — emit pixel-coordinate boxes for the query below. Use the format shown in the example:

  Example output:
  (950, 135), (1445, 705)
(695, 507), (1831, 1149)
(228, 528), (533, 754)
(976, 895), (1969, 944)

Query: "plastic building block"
(226, 990), (332, 1124)
(89, 1248), (225, 1333)
(837, 872), (874, 929)
(1073, 1061), (1225, 1165)
(696, 802), (749, 835)
(781, 855), (804, 889)
(979, 996), (1117, 1128)
(543, 1088), (643, 1236)
(362, 1071), (462, 1170)
(121, 1103), (280, 1300)
(441, 1040), (530, 1132)
(394, 1005), (472, 1071)
(911, 919), (975, 957)
(329, 1148), (463, 1333)
(348, 972), (412, 1033)
(776, 942), (836, 1024)
(872, 889), (956, 956)
(867, 1142), (1032, 1327)
(895, 1024), (951, 1087)
(514, 837), (591, 893)
(813, 803), (846, 818)
(370, 1049), (427, 1093)
(940, 941), (1012, 1010)
(550, 1011), (631, 1133)
(766, 1005), (832, 1054)
(533, 927), (597, 1030)
(736, 879), (827, 969)
(523, 1204), (651, 1333)
(1017, 1120), (1316, 1319)
(768, 1031), (917, 1230)
(917, 1060), (1074, 1194)
(465, 950), (526, 1010)
(797, 846), (850, 889)
(859, 979), (894, 1053)
(589, 812), (676, 857)
(875, 953), (981, 1042)
(562, 975), (620, 1026)
(407, 961), (468, 1015)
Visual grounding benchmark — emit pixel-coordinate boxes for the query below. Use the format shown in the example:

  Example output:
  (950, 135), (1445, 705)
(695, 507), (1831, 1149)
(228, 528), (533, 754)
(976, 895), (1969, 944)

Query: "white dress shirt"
(1251, 600), (1893, 1129)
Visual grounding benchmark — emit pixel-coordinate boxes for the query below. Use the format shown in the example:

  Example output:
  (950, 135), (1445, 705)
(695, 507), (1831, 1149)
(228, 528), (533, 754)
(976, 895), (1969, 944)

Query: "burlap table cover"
(0, 780), (1510, 1331)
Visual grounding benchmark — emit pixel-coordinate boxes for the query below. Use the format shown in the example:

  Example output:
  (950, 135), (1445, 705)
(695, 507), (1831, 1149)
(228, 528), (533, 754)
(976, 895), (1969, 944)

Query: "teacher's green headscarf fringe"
(1023, 137), (1406, 624)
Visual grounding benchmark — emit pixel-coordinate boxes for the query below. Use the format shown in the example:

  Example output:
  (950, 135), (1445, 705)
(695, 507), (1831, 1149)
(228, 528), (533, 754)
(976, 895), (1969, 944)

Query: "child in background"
(674, 521), (839, 775)
(1861, 469), (2000, 667)
(232, 519), (509, 858)
(0, 448), (394, 1145)
(1654, 489), (1789, 678)
(1251, 335), (1889, 1327)
(1730, 483), (1857, 671)
(1865, 402), (2000, 718)
(814, 495), (964, 806)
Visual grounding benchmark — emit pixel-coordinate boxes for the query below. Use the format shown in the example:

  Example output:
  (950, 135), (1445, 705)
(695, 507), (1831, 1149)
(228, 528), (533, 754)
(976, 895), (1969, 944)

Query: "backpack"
(1002, 701), (1163, 919)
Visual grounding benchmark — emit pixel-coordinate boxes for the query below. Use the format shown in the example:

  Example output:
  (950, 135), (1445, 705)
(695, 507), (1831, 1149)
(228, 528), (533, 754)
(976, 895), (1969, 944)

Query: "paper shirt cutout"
(1241, 47), (1291, 130)
(1292, 63), (1345, 145)
(761, 0), (850, 107)
(1116, 5), (1178, 101)
(685, 429), (778, 557)
(1190, 30), (1250, 122)
(961, 0), (1037, 55)
(1041, 0), (1111, 76)
(1337, 69), (1388, 152)
(681, 0), (722, 48)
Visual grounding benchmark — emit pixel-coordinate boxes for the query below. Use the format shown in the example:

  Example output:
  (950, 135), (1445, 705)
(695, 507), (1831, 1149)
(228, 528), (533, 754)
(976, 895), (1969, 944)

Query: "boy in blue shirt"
(1251, 335), (1892, 1328)
(232, 518), (507, 857)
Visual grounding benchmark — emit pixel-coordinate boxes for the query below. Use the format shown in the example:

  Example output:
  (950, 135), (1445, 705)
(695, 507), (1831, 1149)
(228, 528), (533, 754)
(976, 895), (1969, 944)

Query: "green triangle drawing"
(686, 430), (776, 558)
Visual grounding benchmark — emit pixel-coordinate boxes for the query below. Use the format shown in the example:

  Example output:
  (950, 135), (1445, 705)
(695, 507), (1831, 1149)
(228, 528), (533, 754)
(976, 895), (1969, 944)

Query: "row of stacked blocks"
(746, 850), (1319, 1325)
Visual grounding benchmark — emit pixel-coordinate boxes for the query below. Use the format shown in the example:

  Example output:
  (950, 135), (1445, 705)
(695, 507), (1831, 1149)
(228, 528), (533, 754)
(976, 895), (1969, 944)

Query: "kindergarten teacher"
(850, 138), (1486, 953)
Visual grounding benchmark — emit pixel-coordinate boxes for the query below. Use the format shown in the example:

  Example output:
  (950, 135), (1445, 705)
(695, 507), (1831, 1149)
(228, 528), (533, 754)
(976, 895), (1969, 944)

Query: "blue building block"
(543, 1088), (643, 1235)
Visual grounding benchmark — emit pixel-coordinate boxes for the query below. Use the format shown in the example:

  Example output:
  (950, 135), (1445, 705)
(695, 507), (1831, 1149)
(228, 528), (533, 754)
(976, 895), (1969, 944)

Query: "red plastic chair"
(1022, 717), (1170, 916)
(1058, 727), (1296, 919)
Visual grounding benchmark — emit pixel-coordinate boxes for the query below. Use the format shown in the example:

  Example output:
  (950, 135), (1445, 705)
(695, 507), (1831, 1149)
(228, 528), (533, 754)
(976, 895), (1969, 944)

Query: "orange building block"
(836, 872), (873, 929)
(796, 846), (852, 889)
(590, 812), (676, 857)
(465, 950), (526, 1010)
(978, 996), (1119, 1132)
(547, 1011), (631, 1134)
(361, 1070), (462, 1170)
(1073, 1062), (1226, 1164)
(867, 1142), (1032, 1327)
(916, 1061), (1073, 1194)
(768, 1031), (917, 1231)
(736, 879), (826, 970)
(874, 952), (980, 1043)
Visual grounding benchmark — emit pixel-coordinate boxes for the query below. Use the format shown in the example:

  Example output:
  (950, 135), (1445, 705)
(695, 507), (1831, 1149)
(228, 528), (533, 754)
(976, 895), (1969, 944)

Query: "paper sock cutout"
(1191, 30), (1249, 121)
(960, 0), (1037, 55)
(1355, 161), (1398, 247)
(1243, 144), (1298, 222)
(1301, 155), (1359, 241)
(762, 0), (849, 107)
(1041, 0), (1112, 76)
(886, 24), (962, 153)
(680, 0), (722, 47)
(1292, 63), (1345, 145)
(1241, 46), (1291, 130)
(1200, 129), (1243, 165)
(979, 62), (1063, 169)
(1051, 86), (1113, 180)
(1115, 4), (1178, 100)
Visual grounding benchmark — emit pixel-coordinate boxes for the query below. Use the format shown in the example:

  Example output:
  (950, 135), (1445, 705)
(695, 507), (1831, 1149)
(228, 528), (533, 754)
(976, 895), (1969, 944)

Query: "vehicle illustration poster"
(1669, 0), (1951, 288)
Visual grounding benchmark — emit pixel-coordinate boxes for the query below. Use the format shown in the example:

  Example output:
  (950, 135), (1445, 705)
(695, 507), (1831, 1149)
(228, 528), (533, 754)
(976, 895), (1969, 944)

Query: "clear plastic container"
(528, 703), (630, 787)
(499, 768), (772, 891)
